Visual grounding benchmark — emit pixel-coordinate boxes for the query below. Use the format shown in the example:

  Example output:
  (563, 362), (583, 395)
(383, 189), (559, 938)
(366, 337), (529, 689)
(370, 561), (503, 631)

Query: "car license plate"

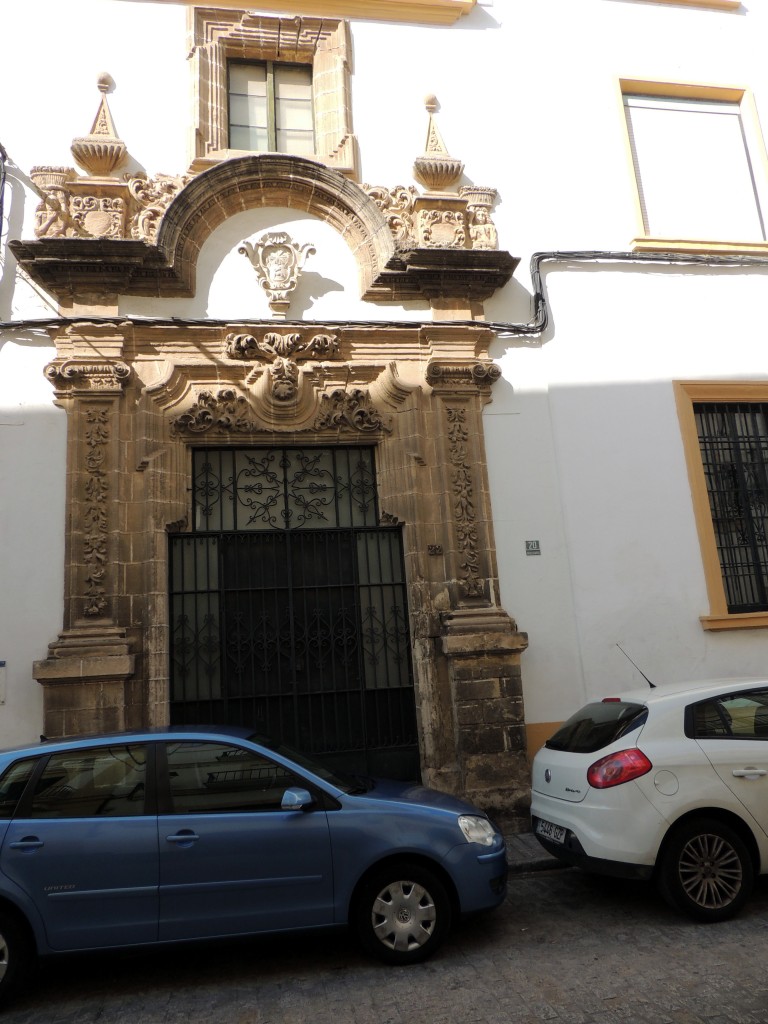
(536, 818), (566, 844)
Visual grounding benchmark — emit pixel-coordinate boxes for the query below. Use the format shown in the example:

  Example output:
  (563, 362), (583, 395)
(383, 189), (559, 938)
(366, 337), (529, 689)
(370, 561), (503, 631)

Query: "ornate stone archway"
(15, 103), (529, 826)
(157, 155), (395, 298)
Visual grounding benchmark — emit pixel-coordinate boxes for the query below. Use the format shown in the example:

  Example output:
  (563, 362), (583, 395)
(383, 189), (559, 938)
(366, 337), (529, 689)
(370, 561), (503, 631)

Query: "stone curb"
(505, 831), (563, 872)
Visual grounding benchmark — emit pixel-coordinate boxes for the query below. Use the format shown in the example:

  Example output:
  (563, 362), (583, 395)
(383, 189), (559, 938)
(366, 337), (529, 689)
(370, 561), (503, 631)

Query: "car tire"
(657, 818), (753, 923)
(0, 909), (33, 1005)
(353, 862), (452, 965)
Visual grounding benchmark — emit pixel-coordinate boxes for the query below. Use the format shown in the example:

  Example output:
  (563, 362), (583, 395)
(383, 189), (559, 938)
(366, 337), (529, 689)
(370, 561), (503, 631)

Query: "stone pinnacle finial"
(413, 94), (464, 194)
(70, 73), (127, 178)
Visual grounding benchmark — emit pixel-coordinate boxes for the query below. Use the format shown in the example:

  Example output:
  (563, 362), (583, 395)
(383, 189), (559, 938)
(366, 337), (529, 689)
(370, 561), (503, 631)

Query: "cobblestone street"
(4, 862), (768, 1024)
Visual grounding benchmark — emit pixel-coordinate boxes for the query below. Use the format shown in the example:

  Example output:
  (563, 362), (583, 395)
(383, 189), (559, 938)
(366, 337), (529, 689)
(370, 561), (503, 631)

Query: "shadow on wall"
(0, 158), (62, 356)
(0, 156), (27, 325)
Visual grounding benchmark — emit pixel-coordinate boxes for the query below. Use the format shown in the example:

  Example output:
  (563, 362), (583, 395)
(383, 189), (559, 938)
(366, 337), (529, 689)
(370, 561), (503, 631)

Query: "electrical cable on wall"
(0, 142), (8, 247)
(1, 249), (768, 338)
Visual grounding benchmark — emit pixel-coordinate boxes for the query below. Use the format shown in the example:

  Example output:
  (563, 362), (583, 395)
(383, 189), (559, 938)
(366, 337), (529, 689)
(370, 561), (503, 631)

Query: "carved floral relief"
(128, 173), (191, 243)
(82, 406), (110, 617)
(446, 404), (484, 599)
(362, 185), (418, 248)
(170, 384), (391, 437)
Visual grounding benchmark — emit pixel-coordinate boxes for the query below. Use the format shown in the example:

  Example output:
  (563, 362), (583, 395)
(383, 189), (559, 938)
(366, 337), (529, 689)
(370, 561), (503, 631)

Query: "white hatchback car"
(531, 678), (768, 922)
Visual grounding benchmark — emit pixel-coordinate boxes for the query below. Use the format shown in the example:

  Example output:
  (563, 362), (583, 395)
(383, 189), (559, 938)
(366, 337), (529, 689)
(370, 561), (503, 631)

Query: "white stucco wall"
(0, 340), (65, 744)
(3, 0), (768, 744)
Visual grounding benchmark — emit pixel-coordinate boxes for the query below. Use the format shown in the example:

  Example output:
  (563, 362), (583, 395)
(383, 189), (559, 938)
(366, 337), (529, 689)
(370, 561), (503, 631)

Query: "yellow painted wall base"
(526, 721), (561, 762)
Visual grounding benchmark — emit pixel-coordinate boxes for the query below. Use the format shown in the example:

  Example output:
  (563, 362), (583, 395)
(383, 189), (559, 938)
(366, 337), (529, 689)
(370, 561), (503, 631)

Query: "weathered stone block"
(459, 726), (506, 757)
(455, 700), (485, 726)
(455, 677), (501, 701)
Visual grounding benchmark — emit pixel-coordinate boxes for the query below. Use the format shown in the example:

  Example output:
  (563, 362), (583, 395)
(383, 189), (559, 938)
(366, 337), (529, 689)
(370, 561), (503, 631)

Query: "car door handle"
(732, 768), (768, 778)
(9, 837), (44, 850)
(165, 831), (200, 845)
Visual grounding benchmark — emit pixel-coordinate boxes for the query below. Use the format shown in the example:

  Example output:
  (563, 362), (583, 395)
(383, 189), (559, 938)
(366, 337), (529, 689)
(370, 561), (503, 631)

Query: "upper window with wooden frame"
(676, 382), (768, 630)
(620, 81), (768, 256)
(190, 8), (357, 177)
(228, 60), (314, 157)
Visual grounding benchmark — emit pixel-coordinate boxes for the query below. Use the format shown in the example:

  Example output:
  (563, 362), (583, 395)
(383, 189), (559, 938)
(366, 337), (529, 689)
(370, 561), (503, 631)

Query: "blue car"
(0, 726), (507, 1001)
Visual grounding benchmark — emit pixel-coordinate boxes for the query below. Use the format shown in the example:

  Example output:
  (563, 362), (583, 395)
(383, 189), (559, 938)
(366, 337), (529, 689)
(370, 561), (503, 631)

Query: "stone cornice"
(164, 0), (475, 24)
(10, 237), (518, 304)
(366, 248), (519, 302)
(10, 238), (187, 296)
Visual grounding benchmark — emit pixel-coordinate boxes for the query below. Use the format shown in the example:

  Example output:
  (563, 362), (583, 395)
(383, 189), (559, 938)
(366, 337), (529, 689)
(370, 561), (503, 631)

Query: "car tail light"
(587, 748), (652, 788)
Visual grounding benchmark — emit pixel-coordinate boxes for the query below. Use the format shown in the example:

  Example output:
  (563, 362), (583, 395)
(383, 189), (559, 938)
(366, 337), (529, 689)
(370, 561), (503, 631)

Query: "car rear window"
(546, 701), (648, 753)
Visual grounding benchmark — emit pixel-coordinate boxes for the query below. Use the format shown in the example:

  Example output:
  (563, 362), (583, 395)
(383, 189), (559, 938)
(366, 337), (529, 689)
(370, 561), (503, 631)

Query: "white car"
(531, 678), (768, 921)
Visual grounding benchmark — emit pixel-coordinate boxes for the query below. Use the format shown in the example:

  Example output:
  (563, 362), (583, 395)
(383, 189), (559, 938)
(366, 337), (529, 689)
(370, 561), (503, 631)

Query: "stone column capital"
(425, 359), (501, 395)
(44, 358), (131, 397)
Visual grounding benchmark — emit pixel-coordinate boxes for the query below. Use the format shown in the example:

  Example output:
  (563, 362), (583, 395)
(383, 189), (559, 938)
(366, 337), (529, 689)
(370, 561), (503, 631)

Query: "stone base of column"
(441, 608), (530, 832)
(33, 626), (136, 738)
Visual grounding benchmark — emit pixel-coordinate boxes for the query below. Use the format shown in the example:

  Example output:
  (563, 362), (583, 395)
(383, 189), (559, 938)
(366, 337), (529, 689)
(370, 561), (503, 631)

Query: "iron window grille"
(169, 448), (418, 778)
(695, 402), (768, 613)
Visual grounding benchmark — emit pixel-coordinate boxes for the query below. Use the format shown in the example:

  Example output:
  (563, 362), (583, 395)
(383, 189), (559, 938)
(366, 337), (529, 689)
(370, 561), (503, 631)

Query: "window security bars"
(695, 403), (768, 613)
(170, 448), (418, 779)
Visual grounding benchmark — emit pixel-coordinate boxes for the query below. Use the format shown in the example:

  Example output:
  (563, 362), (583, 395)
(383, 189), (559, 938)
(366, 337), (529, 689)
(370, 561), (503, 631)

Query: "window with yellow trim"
(632, 0), (740, 9)
(677, 382), (768, 629)
(621, 83), (768, 254)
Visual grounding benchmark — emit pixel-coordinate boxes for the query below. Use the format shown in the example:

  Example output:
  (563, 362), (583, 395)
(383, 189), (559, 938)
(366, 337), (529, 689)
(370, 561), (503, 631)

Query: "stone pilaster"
(33, 343), (136, 737)
(426, 360), (530, 830)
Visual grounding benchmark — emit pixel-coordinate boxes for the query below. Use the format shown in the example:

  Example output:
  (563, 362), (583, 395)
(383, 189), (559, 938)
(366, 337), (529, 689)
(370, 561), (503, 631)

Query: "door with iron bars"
(169, 447), (419, 780)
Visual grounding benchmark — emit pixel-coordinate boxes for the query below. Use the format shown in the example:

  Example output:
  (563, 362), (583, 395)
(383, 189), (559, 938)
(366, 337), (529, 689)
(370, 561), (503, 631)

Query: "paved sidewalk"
(505, 830), (561, 872)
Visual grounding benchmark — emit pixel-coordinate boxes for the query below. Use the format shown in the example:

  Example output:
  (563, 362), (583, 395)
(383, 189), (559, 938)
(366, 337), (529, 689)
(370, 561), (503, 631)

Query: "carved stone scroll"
(426, 360), (501, 390)
(362, 185), (418, 248)
(170, 389), (257, 436)
(314, 388), (392, 433)
(45, 361), (131, 394)
(128, 172), (191, 243)
(225, 331), (339, 363)
(170, 384), (391, 436)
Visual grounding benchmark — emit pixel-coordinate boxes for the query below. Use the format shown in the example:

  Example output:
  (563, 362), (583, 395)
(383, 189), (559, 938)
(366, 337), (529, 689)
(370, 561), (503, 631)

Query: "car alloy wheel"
(354, 862), (451, 965)
(658, 818), (753, 922)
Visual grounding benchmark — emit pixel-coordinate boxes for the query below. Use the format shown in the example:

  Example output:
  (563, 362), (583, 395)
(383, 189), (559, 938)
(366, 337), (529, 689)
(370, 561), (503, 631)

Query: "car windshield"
(247, 734), (363, 793)
(545, 701), (648, 753)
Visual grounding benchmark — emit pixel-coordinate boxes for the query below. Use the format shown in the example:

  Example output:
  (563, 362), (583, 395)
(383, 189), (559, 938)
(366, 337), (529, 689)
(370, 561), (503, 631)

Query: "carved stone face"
(263, 245), (294, 285)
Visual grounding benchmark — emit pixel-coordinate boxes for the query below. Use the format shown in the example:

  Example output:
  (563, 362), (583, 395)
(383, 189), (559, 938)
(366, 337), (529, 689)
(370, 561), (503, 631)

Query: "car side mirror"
(281, 787), (314, 811)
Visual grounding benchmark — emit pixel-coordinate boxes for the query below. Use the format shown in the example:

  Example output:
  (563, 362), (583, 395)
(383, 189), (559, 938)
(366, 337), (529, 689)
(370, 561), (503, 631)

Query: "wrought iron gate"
(169, 447), (419, 779)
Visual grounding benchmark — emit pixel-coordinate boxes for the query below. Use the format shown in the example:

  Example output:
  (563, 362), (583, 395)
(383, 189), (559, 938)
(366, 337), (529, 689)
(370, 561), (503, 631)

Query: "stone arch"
(157, 154), (395, 298)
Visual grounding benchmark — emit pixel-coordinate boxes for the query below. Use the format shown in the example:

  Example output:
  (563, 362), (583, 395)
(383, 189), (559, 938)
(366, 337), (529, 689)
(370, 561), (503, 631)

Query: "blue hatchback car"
(0, 726), (507, 1001)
